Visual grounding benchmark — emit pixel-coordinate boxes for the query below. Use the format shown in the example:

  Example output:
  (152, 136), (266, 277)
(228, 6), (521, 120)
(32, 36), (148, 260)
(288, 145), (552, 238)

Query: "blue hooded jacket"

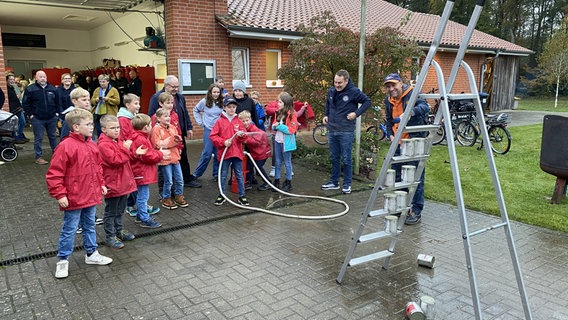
(324, 78), (371, 132)
(22, 81), (59, 120)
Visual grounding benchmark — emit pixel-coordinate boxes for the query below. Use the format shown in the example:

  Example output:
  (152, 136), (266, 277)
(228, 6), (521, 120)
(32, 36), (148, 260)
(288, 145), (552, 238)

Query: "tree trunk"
(555, 74), (560, 109)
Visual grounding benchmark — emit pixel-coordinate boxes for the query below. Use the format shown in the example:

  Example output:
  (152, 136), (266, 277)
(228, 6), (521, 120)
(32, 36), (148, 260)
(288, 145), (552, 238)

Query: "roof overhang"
(417, 43), (533, 57)
(221, 25), (304, 42)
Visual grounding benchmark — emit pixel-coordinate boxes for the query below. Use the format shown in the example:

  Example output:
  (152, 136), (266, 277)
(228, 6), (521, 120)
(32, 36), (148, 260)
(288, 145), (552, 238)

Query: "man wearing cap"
(383, 73), (430, 225)
(321, 69), (371, 195)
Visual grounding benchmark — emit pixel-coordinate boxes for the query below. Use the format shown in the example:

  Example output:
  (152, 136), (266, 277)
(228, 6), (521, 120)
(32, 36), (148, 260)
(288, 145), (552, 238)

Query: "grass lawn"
(518, 96), (568, 112)
(423, 124), (567, 233)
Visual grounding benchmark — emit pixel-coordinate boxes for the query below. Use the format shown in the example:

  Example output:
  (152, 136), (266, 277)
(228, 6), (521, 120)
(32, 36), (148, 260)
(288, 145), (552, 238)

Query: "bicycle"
(475, 113), (512, 155)
(312, 122), (329, 145)
(365, 106), (389, 141)
(431, 110), (479, 147)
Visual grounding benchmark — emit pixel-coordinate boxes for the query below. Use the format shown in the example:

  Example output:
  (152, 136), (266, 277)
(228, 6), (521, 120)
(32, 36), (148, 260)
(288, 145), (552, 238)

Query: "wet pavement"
(1, 118), (568, 319)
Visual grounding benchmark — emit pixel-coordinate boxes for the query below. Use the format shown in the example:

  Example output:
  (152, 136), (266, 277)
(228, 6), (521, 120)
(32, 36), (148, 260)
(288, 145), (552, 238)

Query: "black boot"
(272, 179), (280, 192)
(281, 179), (293, 192)
(257, 182), (270, 191)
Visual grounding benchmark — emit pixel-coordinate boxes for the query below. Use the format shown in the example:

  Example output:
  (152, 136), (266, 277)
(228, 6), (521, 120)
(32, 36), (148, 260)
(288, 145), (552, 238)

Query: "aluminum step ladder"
(336, 1), (532, 319)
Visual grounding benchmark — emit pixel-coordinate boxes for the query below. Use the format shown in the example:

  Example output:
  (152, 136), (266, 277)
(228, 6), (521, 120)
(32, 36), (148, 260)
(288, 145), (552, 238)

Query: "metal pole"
(354, 0), (367, 174)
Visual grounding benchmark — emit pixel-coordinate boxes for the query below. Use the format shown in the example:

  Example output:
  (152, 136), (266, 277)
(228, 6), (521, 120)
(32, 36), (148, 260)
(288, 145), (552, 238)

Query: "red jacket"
(244, 123), (271, 161)
(151, 110), (182, 135)
(210, 112), (247, 161)
(265, 100), (314, 129)
(97, 133), (137, 198)
(129, 129), (163, 186)
(46, 132), (104, 211)
(118, 115), (135, 141)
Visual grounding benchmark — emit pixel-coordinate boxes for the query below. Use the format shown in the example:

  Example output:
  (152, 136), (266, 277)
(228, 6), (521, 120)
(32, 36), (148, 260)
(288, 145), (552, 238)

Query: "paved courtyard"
(1, 118), (567, 319)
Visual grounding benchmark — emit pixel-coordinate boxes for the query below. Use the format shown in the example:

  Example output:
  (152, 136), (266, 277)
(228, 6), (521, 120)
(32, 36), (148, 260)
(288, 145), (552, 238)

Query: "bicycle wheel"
(366, 126), (386, 141)
(456, 121), (478, 147)
(431, 125), (445, 145)
(488, 126), (511, 155)
(312, 124), (329, 145)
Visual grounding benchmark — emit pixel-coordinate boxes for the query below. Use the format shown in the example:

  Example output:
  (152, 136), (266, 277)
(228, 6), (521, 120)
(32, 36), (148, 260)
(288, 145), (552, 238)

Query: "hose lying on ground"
(216, 132), (350, 220)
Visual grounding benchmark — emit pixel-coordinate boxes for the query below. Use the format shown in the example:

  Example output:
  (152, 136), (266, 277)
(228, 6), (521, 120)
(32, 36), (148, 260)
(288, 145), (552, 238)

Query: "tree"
(539, 17), (568, 107)
(278, 11), (423, 117)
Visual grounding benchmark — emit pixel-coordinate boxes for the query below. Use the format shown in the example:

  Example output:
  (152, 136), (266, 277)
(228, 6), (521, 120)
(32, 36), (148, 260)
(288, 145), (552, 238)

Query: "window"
(266, 49), (282, 87)
(232, 47), (249, 86)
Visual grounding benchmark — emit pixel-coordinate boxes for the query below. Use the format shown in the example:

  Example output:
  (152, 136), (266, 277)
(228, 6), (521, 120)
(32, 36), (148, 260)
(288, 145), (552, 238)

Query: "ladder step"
(392, 154), (429, 164)
(404, 124), (439, 133)
(419, 93), (441, 100)
(447, 93), (478, 100)
(369, 207), (409, 217)
(359, 231), (398, 243)
(349, 250), (394, 266)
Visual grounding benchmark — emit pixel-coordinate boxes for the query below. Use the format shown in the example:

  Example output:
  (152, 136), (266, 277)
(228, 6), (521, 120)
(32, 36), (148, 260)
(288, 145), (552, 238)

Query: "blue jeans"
(273, 142), (293, 180)
(57, 206), (97, 260)
(328, 131), (354, 187)
(103, 195), (127, 240)
(220, 157), (245, 196)
(392, 146), (425, 215)
(193, 127), (219, 179)
(160, 163), (183, 199)
(32, 116), (58, 159)
(135, 184), (151, 222)
(13, 111), (26, 140)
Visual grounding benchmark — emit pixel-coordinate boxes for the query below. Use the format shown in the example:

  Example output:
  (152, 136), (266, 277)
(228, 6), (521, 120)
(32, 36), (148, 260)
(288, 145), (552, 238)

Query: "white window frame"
(232, 47), (250, 87)
(265, 49), (283, 87)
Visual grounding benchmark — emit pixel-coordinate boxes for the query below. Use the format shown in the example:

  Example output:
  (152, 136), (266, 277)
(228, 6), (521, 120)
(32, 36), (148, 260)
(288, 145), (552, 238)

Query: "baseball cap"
(384, 73), (402, 85)
(224, 97), (237, 106)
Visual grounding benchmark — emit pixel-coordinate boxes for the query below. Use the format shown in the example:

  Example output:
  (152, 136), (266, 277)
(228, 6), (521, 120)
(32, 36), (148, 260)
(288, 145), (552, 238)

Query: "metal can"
(405, 301), (425, 320)
(383, 193), (397, 212)
(384, 215), (398, 233)
(413, 138), (426, 156)
(401, 139), (414, 157)
(419, 295), (435, 320)
(417, 253), (435, 268)
(394, 191), (408, 211)
(385, 169), (396, 187)
(401, 165), (416, 183)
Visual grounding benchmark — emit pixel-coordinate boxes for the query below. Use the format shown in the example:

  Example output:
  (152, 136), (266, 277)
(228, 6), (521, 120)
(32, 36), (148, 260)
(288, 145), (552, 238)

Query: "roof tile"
(220, 0), (532, 55)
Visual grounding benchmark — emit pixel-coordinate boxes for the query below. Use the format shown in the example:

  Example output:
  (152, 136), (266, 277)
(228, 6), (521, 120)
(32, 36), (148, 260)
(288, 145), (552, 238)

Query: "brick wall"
(0, 24), (8, 111)
(424, 52), (486, 94)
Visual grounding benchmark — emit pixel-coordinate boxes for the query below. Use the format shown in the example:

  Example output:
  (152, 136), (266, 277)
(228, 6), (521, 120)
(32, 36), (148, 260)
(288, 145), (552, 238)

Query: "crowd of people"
(2, 67), (426, 278)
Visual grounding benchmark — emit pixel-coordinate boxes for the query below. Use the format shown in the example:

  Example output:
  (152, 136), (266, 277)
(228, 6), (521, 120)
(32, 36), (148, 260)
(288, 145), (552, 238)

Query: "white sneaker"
(95, 217), (104, 225)
(269, 166), (275, 177)
(85, 250), (113, 265)
(55, 260), (69, 278)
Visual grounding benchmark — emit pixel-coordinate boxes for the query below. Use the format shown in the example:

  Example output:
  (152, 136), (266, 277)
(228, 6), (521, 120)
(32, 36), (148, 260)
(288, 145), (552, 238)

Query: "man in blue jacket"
(22, 70), (60, 165)
(383, 73), (430, 225)
(321, 69), (371, 194)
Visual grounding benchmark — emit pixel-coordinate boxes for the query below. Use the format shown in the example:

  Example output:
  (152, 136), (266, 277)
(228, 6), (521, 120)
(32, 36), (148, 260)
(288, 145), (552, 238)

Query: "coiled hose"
(216, 132), (350, 220)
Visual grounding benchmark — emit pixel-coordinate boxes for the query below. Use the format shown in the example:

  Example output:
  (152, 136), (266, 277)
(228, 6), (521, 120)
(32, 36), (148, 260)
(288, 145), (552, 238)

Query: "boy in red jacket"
(238, 110), (272, 191)
(130, 113), (164, 228)
(46, 108), (113, 279)
(210, 97), (249, 206)
(98, 115), (146, 249)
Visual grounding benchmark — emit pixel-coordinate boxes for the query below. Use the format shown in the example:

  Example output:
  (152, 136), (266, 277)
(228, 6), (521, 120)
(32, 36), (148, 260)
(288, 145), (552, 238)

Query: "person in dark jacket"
(6, 74), (28, 143)
(232, 81), (259, 128)
(22, 70), (60, 164)
(0, 85), (4, 108)
(128, 70), (142, 98)
(321, 69), (371, 195)
(148, 75), (201, 188)
(383, 73), (430, 225)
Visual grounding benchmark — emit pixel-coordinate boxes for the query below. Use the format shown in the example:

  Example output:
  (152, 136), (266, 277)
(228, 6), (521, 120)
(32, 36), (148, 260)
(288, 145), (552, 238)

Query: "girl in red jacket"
(239, 110), (272, 191)
(150, 108), (188, 210)
(129, 114), (164, 228)
(210, 97), (249, 206)
(271, 92), (298, 191)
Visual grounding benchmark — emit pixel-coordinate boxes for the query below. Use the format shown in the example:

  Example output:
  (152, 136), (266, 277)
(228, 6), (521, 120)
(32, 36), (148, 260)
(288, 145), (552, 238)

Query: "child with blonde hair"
(150, 108), (188, 209)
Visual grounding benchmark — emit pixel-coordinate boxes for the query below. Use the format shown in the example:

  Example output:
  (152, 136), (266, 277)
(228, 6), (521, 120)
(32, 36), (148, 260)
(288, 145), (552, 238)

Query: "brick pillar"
(164, 0), (231, 137)
(0, 24), (8, 111)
